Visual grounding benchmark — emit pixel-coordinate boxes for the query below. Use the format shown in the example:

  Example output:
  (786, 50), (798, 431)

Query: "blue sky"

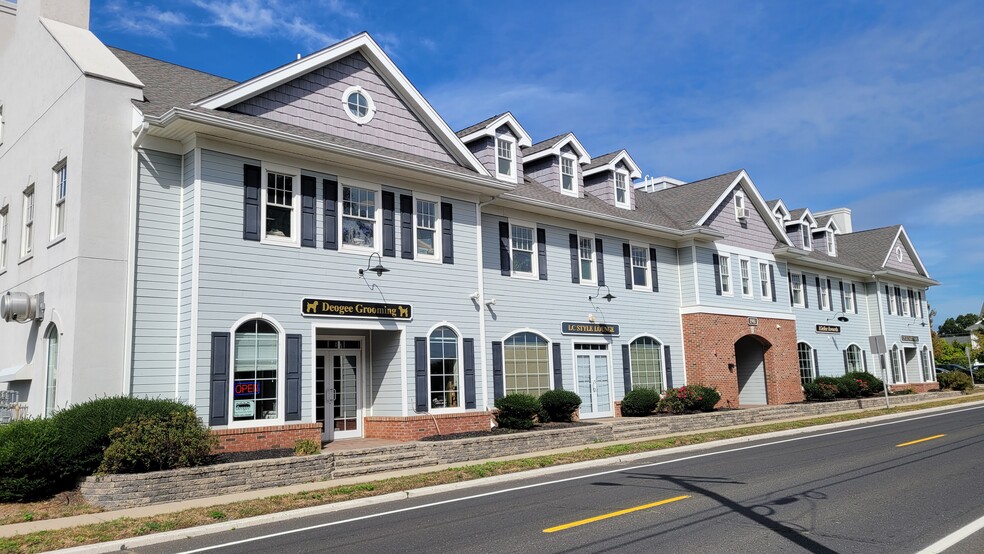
(91, 0), (983, 326)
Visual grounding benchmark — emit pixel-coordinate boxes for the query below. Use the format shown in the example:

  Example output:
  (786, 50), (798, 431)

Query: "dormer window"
(734, 192), (748, 221)
(614, 170), (629, 208)
(560, 155), (577, 196)
(496, 137), (515, 180)
(826, 232), (836, 256)
(801, 225), (812, 250)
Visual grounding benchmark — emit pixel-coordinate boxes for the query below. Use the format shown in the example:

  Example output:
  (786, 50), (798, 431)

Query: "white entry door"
(316, 341), (362, 441)
(574, 343), (613, 418)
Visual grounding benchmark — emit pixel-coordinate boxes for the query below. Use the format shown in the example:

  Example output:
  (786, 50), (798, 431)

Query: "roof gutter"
(148, 108), (515, 195)
(773, 246), (940, 286)
(872, 269), (940, 287)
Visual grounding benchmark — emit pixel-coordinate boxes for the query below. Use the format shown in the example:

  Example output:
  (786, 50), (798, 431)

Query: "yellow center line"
(896, 434), (946, 447)
(543, 495), (691, 533)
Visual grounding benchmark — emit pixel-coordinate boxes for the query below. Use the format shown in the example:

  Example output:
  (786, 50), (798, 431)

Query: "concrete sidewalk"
(3, 393), (982, 540)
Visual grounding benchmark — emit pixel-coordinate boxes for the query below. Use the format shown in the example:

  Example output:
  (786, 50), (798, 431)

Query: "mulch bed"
(419, 421), (597, 441)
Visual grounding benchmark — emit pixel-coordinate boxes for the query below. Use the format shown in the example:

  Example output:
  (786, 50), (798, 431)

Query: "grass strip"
(1, 393), (982, 553)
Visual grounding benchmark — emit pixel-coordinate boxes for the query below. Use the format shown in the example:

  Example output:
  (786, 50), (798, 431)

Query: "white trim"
(694, 172), (793, 247)
(226, 314), (287, 428)
(679, 306), (797, 320)
(474, 200), (490, 411)
(426, 322), (466, 413)
(625, 333), (668, 392)
(340, 85), (376, 125)
(582, 150), (642, 179)
(885, 226), (931, 277)
(458, 112), (533, 148)
(0, 204), (7, 273)
(494, 135), (518, 183)
(49, 159), (67, 241)
(570, 340), (614, 418)
(507, 218), (538, 279)
(412, 192), (441, 263)
(629, 241), (650, 291)
(758, 261), (773, 302)
(844, 343), (864, 373)
(559, 153), (579, 197)
(522, 133), (591, 164)
(338, 178), (382, 254)
(174, 151), (185, 399)
(818, 275), (831, 311)
(189, 147), (202, 410)
(739, 257), (753, 298)
(790, 272), (805, 308)
(501, 328), (554, 394)
(771, 199), (790, 222)
(260, 162), (302, 248)
(613, 170), (631, 209)
(691, 245), (701, 305)
(499, 327), (552, 343)
(713, 244), (777, 261)
(576, 231), (597, 285)
(796, 340), (817, 382)
(734, 191), (747, 221)
(718, 252), (733, 296)
(194, 33), (490, 176)
(20, 184), (35, 259)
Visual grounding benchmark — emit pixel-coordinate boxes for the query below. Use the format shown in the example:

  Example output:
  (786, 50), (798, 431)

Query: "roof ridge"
(108, 46), (236, 84)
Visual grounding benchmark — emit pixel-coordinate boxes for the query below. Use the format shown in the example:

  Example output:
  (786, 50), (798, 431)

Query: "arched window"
(45, 325), (58, 417)
(504, 332), (550, 397)
(890, 344), (904, 383)
(429, 326), (460, 409)
(844, 345), (863, 373)
(629, 337), (663, 391)
(920, 346), (933, 382)
(233, 319), (279, 422)
(798, 342), (815, 384)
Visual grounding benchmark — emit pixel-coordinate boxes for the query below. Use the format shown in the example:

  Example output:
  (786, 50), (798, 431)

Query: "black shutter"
(840, 281), (846, 312)
(649, 247), (659, 292)
(415, 337), (428, 412)
(400, 194), (413, 259)
(552, 342), (563, 390)
(895, 287), (903, 315)
(664, 345), (674, 389)
(769, 265), (777, 302)
(713, 254), (722, 295)
(499, 222), (511, 276)
(852, 283), (858, 313)
(843, 349), (849, 373)
(243, 164), (261, 241)
(862, 350), (869, 372)
(816, 277), (823, 310)
(813, 349), (820, 378)
(788, 272), (794, 305)
(537, 227), (547, 280)
(382, 191), (395, 257)
(300, 175), (316, 248)
(908, 289), (915, 316)
(596, 238), (606, 286)
(569, 234), (580, 284)
(621, 344), (632, 393)
(209, 332), (231, 426)
(492, 341), (504, 400)
(803, 276), (809, 309)
(917, 291), (923, 316)
(623, 242), (633, 289)
(285, 334), (302, 421)
(826, 279), (833, 311)
(441, 202), (454, 265)
(323, 177), (338, 250)
(463, 338), (476, 409)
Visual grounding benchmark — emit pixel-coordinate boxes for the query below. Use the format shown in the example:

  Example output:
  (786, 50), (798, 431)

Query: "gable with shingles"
(885, 235), (920, 274)
(229, 52), (456, 165)
(703, 186), (781, 252)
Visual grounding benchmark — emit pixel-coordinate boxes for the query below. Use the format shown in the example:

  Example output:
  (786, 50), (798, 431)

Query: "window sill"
(260, 237), (301, 248)
(17, 254), (33, 265)
(47, 235), (66, 249)
(340, 244), (379, 256)
(560, 189), (578, 197)
(415, 255), (442, 265)
(510, 272), (538, 280)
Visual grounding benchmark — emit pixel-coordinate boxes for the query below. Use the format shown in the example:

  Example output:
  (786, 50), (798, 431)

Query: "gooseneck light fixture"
(827, 312), (850, 323)
(588, 285), (616, 303)
(358, 252), (390, 278)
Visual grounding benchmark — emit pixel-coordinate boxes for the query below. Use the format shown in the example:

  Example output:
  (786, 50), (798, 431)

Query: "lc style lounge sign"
(302, 298), (413, 320)
(562, 322), (620, 336)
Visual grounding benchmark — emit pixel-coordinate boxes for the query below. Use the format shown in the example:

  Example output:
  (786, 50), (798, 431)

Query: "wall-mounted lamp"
(588, 285), (616, 303)
(827, 312), (850, 323)
(358, 252), (390, 278)
(907, 321), (928, 328)
(485, 298), (496, 307)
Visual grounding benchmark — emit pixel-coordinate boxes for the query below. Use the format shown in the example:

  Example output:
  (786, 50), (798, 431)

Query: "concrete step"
(334, 450), (431, 468)
(331, 456), (439, 478)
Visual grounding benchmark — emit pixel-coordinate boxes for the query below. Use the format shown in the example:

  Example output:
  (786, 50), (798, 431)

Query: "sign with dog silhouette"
(302, 298), (413, 320)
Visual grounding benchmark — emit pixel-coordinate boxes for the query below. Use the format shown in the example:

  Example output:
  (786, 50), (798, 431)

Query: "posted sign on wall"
(302, 298), (412, 320)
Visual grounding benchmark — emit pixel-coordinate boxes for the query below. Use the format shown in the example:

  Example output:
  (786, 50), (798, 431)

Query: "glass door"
(574, 343), (612, 418)
(316, 339), (362, 441)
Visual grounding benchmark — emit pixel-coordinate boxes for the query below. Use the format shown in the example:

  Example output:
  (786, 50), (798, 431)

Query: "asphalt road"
(135, 404), (984, 554)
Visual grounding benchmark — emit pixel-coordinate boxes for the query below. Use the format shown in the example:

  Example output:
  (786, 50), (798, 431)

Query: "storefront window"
(233, 320), (279, 422)
(429, 326), (459, 409)
(798, 342), (815, 384)
(629, 337), (663, 391)
(504, 332), (550, 397)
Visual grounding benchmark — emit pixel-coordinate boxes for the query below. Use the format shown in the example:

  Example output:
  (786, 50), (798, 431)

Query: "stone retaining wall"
(79, 391), (964, 509)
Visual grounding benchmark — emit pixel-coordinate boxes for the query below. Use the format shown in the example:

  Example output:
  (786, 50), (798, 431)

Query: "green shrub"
(844, 372), (884, 396)
(658, 385), (721, 414)
(51, 396), (195, 478)
(803, 381), (838, 401)
(494, 393), (541, 429)
(294, 439), (321, 456)
(98, 410), (216, 474)
(834, 376), (861, 398)
(539, 390), (582, 422)
(974, 367), (984, 384)
(0, 418), (70, 501)
(938, 370), (973, 392)
(620, 388), (661, 417)
(687, 385), (721, 412)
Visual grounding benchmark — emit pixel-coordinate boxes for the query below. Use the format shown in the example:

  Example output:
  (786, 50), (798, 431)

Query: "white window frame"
(508, 218), (537, 279)
(826, 232), (836, 256)
(844, 281), (855, 313)
(0, 104), (4, 146)
(577, 232), (596, 285)
(901, 288), (911, 317)
(0, 205), (7, 273)
(718, 254), (732, 296)
(340, 85), (376, 125)
(896, 246), (903, 262)
(845, 344), (863, 373)
(914, 291), (923, 319)
(819, 277), (831, 311)
(495, 136), (517, 182)
(628, 335), (666, 392)
(887, 287), (897, 315)
(413, 193), (441, 262)
(801, 224), (812, 250)
(630, 243), (650, 290)
(791, 273), (805, 307)
(260, 163), (300, 247)
(560, 154), (578, 196)
(758, 262), (772, 301)
(427, 323), (465, 413)
(890, 344), (905, 383)
(45, 324), (59, 416)
(740, 257), (752, 298)
(338, 179), (381, 254)
(51, 159), (67, 241)
(798, 342), (816, 384)
(502, 330), (553, 397)
(614, 170), (630, 209)
(228, 316), (286, 427)
(21, 185), (34, 259)
(734, 191), (747, 221)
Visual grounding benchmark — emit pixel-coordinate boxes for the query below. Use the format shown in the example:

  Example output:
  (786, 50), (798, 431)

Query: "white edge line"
(52, 402), (984, 554)
(915, 511), (984, 553)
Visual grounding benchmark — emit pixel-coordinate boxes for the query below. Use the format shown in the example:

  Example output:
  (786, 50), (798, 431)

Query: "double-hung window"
(740, 258), (752, 297)
(801, 225), (812, 250)
(578, 235), (595, 283)
(845, 344), (863, 373)
(915, 292), (923, 319)
(718, 254), (732, 295)
(341, 184), (377, 250)
(791, 273), (804, 307)
(798, 342), (815, 384)
(759, 262), (772, 300)
(415, 197), (439, 260)
(510, 221), (536, 277)
(560, 155), (577, 195)
(51, 160), (67, 240)
(21, 186), (34, 258)
(631, 244), (649, 289)
(887, 287), (897, 315)
(496, 137), (515, 180)
(0, 205), (7, 271)
(614, 171), (629, 208)
(819, 278), (830, 310)
(826, 232), (836, 255)
(263, 169), (298, 244)
(844, 282), (855, 313)
(901, 288), (911, 317)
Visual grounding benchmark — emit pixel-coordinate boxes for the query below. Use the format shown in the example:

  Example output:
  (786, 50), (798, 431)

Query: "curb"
(50, 399), (984, 553)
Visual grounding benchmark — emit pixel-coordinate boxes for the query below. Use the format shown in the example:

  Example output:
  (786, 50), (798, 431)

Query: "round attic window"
(342, 85), (375, 124)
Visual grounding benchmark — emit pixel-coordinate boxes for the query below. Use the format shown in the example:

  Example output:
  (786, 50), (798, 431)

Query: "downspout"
(122, 121), (150, 395)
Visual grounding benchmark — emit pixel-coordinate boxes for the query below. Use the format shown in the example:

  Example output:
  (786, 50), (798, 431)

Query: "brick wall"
(682, 313), (802, 407)
(364, 412), (493, 441)
(211, 423), (323, 454)
(890, 382), (938, 393)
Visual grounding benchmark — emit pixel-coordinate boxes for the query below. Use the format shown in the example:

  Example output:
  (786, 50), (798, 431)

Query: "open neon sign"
(234, 381), (261, 397)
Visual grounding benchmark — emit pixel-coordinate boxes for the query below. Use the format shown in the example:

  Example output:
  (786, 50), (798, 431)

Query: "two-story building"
(0, 0), (937, 450)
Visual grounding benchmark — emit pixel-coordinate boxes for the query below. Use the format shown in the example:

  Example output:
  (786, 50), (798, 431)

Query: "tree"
(935, 339), (967, 366)
(938, 313), (980, 337)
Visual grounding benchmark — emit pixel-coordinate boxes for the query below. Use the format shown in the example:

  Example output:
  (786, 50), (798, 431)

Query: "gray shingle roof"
(830, 225), (901, 272)
(641, 170), (744, 229)
(814, 214), (832, 228)
(583, 151), (621, 171)
(788, 208), (808, 221)
(521, 133), (569, 157)
(455, 113), (507, 138)
(766, 199), (780, 209)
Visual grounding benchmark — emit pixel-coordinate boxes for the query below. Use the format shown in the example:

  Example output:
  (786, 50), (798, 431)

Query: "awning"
(0, 364), (31, 383)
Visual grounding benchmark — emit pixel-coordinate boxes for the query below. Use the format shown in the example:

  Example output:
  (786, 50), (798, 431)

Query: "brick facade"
(890, 382), (938, 393)
(364, 412), (493, 441)
(211, 423), (323, 454)
(682, 313), (802, 407)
